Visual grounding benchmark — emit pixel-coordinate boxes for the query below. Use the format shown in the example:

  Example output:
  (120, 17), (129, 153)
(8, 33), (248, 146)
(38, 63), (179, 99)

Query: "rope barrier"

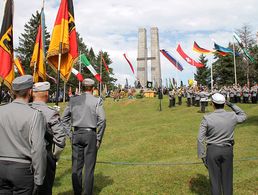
(59, 156), (258, 166)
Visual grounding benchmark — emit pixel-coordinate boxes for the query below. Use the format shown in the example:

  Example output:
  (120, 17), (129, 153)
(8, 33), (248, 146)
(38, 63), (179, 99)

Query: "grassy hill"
(53, 97), (258, 195)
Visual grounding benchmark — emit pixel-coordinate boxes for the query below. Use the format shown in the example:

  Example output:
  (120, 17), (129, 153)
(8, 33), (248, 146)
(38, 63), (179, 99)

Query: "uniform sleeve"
(230, 104), (247, 123)
(49, 110), (66, 148)
(30, 111), (47, 185)
(96, 98), (106, 142)
(62, 102), (72, 138)
(197, 117), (208, 159)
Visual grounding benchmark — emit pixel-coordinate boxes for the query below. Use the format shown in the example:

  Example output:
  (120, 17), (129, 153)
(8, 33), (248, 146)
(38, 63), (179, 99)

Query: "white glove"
(53, 145), (64, 161)
(53, 105), (61, 112)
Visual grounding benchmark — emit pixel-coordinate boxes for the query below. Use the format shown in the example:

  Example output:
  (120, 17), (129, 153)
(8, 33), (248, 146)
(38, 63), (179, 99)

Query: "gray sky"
(1, 0), (258, 86)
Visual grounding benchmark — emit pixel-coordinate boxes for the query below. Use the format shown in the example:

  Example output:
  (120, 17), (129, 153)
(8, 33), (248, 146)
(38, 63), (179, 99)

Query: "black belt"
(207, 140), (234, 147)
(74, 127), (96, 132)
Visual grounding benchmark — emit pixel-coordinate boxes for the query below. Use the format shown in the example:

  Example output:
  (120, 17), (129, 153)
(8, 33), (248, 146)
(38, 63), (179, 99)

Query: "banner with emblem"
(0, 0), (14, 89)
(47, 0), (78, 81)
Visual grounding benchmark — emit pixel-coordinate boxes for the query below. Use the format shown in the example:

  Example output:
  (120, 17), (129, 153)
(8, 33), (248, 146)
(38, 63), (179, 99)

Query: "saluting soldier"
(229, 87), (235, 103)
(197, 93), (247, 195)
(62, 78), (106, 195)
(0, 75), (47, 194)
(242, 86), (249, 103)
(31, 82), (66, 195)
(195, 90), (201, 107)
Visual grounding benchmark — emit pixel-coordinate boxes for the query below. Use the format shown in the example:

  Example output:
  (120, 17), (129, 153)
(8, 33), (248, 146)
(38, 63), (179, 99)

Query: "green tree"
(194, 54), (210, 86)
(15, 11), (50, 75)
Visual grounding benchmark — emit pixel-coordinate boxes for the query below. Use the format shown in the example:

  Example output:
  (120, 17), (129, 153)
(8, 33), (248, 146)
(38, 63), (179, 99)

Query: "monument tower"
(137, 27), (161, 88)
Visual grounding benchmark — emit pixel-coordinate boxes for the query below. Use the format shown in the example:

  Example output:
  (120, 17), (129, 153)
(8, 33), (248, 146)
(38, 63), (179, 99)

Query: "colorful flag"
(71, 68), (83, 81)
(176, 44), (204, 68)
(0, 0), (14, 89)
(80, 54), (102, 82)
(102, 55), (110, 73)
(214, 42), (234, 54)
(14, 58), (25, 76)
(123, 53), (135, 74)
(160, 49), (183, 71)
(233, 33), (254, 62)
(47, 0), (79, 81)
(193, 42), (213, 54)
(30, 8), (46, 82)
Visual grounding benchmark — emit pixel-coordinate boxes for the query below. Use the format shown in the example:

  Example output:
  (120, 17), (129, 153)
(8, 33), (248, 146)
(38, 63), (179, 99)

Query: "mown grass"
(53, 97), (258, 195)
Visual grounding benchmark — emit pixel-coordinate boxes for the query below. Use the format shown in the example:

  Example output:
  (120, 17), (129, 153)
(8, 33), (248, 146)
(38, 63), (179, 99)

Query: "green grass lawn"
(53, 97), (258, 195)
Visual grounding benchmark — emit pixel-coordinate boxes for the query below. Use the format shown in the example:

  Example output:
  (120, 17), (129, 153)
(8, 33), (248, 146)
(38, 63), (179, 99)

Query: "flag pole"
(0, 81), (3, 104)
(63, 81), (66, 103)
(233, 36), (237, 85)
(211, 62), (213, 91)
(33, 62), (37, 82)
(99, 51), (103, 97)
(79, 51), (81, 94)
(55, 43), (62, 106)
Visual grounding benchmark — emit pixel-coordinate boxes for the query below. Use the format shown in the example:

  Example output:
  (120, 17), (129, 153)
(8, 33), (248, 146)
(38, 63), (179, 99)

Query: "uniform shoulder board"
(30, 106), (43, 113)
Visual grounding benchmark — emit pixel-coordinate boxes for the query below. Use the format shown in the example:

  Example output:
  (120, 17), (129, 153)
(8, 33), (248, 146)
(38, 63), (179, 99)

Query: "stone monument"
(137, 27), (161, 88)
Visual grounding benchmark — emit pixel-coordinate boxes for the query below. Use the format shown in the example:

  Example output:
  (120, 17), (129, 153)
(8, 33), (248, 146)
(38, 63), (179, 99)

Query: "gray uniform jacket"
(197, 104), (247, 158)
(62, 92), (106, 142)
(0, 99), (47, 185)
(31, 102), (66, 149)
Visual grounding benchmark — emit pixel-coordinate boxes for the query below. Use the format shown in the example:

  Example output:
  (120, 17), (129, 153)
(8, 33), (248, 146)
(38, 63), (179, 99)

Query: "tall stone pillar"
(137, 28), (147, 87)
(150, 27), (161, 87)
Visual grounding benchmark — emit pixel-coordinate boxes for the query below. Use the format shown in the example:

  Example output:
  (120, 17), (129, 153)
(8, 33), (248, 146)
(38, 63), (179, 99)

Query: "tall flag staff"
(99, 51), (103, 97)
(78, 51), (82, 94)
(47, 0), (79, 106)
(0, 0), (14, 104)
(232, 35), (237, 85)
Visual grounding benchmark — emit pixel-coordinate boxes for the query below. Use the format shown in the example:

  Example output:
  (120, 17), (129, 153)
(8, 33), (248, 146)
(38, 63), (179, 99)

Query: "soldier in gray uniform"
(197, 93), (247, 195)
(31, 82), (66, 195)
(0, 75), (47, 195)
(62, 78), (106, 195)
(242, 86), (249, 103)
(186, 88), (192, 107)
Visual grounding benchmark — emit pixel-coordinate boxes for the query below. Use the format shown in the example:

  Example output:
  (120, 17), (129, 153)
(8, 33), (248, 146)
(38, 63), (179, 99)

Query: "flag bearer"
(62, 78), (106, 195)
(197, 93), (247, 195)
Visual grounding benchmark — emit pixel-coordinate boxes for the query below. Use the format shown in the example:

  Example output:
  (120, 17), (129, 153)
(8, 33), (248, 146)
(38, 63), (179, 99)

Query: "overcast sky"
(1, 0), (258, 86)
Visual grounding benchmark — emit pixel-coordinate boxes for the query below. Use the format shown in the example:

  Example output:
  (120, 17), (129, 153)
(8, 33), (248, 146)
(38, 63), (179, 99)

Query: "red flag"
(123, 53), (135, 74)
(0, 0), (14, 89)
(47, 0), (79, 81)
(102, 56), (109, 73)
(176, 44), (204, 68)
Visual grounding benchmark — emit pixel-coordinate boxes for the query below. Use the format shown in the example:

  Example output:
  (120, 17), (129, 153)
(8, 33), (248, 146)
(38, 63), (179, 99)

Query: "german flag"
(47, 0), (78, 82)
(0, 0), (14, 90)
(30, 8), (46, 82)
(193, 41), (213, 54)
(14, 57), (25, 76)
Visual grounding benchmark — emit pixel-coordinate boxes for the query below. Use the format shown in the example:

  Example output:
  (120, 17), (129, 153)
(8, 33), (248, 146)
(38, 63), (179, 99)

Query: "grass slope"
(53, 97), (258, 195)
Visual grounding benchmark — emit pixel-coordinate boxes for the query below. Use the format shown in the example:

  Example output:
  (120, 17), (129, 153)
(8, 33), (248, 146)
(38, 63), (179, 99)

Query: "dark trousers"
(229, 97), (234, 103)
(207, 145), (233, 195)
(200, 102), (206, 113)
(251, 96), (257, 103)
(0, 160), (34, 195)
(196, 100), (200, 107)
(38, 153), (56, 195)
(187, 98), (191, 107)
(178, 96), (182, 105)
(192, 97), (195, 106)
(243, 97), (248, 103)
(72, 130), (97, 195)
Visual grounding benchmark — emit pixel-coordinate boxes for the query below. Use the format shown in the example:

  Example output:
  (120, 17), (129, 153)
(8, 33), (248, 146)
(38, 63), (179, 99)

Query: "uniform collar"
(13, 98), (28, 105)
(214, 109), (225, 113)
(32, 101), (47, 106)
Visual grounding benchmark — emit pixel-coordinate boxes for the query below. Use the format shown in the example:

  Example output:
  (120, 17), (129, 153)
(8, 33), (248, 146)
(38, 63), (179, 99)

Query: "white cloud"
(0, 0), (258, 86)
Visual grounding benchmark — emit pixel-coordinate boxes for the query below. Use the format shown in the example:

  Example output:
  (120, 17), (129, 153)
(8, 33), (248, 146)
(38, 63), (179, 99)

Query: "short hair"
(213, 102), (225, 109)
(33, 91), (48, 99)
(82, 85), (94, 92)
(13, 88), (31, 98)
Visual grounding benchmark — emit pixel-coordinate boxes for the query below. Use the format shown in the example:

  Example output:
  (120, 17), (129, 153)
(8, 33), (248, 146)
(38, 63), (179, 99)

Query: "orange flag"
(30, 9), (46, 82)
(0, 0), (14, 89)
(14, 58), (25, 76)
(47, 0), (78, 81)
